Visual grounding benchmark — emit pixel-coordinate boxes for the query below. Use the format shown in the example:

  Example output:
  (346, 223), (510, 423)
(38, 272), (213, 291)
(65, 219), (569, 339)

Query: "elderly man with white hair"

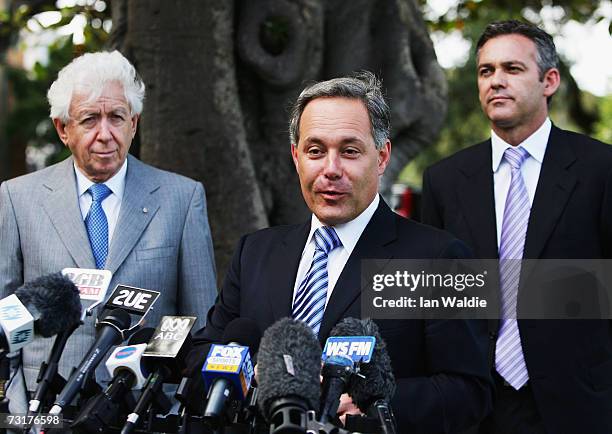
(0, 50), (217, 411)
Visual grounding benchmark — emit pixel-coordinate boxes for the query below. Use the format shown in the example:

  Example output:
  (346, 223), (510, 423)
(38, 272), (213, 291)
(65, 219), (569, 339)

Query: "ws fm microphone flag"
(322, 336), (376, 363)
(319, 335), (375, 423)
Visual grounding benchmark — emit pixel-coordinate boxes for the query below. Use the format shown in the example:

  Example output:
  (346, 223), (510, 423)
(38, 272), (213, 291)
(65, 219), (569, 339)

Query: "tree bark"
(112, 0), (447, 280)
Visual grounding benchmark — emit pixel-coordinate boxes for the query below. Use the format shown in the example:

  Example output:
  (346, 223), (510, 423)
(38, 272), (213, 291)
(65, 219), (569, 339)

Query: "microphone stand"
(24, 322), (80, 433)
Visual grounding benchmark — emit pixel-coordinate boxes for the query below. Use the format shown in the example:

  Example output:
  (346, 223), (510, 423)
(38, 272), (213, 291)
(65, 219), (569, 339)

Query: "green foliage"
(7, 36), (75, 155)
(401, 0), (610, 188)
(2, 1), (111, 169)
(594, 96), (612, 144)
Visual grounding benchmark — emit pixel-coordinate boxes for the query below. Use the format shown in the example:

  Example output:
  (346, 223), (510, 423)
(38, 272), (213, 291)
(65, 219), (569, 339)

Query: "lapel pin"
(142, 207), (148, 214)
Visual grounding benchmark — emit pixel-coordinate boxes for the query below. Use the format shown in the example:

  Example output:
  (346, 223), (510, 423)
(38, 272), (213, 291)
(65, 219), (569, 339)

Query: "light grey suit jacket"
(0, 154), (217, 391)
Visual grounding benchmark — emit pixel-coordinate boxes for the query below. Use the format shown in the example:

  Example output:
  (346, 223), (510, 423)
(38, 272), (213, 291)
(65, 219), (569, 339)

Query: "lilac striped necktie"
(292, 226), (342, 335)
(496, 146), (531, 390)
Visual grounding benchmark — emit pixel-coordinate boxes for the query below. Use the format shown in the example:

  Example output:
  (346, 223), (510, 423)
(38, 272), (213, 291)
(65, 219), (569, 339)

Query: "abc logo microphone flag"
(322, 336), (376, 363)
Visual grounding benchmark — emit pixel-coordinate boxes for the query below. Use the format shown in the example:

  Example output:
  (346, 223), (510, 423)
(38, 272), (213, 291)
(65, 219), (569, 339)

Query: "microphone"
(330, 318), (397, 434)
(201, 318), (261, 429)
(0, 272), (81, 355)
(257, 318), (322, 433)
(49, 308), (132, 414)
(29, 270), (108, 417)
(105, 327), (155, 390)
(120, 315), (196, 434)
(70, 327), (155, 433)
(319, 355), (354, 423)
(330, 318), (395, 411)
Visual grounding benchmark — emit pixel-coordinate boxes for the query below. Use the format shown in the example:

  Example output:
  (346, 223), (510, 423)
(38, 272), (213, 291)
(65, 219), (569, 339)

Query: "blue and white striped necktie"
(292, 226), (342, 335)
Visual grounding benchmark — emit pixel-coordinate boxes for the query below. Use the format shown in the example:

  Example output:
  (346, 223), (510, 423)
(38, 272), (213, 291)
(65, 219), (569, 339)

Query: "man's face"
(54, 81), (138, 183)
(477, 34), (559, 134)
(291, 97), (391, 226)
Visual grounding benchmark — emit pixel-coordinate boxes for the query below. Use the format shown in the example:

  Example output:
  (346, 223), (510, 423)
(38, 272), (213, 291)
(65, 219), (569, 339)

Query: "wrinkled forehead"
(70, 80), (130, 113)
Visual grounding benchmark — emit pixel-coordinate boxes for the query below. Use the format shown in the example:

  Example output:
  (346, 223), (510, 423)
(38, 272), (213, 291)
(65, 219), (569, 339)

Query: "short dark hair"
(476, 20), (559, 80)
(289, 71), (391, 150)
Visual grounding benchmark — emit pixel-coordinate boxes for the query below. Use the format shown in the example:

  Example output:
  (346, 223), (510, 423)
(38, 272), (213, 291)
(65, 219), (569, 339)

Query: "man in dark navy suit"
(190, 71), (493, 433)
(422, 20), (612, 434)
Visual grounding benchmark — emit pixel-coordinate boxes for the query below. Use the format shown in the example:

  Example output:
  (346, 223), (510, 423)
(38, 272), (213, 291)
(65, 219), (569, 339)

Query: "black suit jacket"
(421, 125), (612, 434)
(192, 199), (493, 433)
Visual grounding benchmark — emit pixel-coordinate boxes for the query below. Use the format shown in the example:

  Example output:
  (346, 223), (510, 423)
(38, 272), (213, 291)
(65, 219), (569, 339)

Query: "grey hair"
(476, 20), (559, 80)
(289, 71), (391, 150)
(47, 50), (145, 122)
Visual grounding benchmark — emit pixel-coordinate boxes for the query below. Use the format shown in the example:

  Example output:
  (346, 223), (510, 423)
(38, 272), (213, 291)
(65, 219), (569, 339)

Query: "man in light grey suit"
(0, 51), (217, 405)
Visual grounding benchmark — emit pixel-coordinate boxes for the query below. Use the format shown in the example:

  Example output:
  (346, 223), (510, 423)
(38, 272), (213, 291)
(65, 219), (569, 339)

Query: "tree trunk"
(112, 0), (446, 280)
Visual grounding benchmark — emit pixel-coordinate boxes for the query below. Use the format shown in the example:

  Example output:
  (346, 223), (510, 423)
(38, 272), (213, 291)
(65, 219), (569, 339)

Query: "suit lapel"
(523, 126), (577, 259)
(319, 199), (397, 339)
(105, 156), (160, 273)
(267, 222), (310, 321)
(41, 157), (96, 269)
(456, 141), (499, 259)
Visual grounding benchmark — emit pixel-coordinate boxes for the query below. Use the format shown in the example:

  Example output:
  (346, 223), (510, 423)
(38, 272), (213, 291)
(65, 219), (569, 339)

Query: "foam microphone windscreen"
(330, 318), (396, 412)
(15, 272), (82, 337)
(256, 318), (322, 418)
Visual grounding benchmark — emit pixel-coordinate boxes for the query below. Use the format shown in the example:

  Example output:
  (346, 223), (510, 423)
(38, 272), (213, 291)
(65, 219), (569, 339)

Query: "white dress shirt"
(292, 194), (380, 308)
(492, 118), (551, 248)
(75, 159), (127, 245)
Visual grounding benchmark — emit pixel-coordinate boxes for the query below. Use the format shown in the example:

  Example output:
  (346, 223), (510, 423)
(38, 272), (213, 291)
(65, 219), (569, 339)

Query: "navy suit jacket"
(422, 125), (612, 434)
(192, 198), (493, 433)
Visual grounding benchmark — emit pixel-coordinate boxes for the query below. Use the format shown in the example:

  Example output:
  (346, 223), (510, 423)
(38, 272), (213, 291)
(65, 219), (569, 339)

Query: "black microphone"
(331, 318), (397, 434)
(330, 318), (395, 411)
(120, 316), (196, 434)
(319, 355), (354, 423)
(21, 274), (83, 418)
(49, 308), (132, 414)
(71, 327), (155, 434)
(257, 318), (322, 434)
(201, 318), (261, 429)
(0, 273), (82, 355)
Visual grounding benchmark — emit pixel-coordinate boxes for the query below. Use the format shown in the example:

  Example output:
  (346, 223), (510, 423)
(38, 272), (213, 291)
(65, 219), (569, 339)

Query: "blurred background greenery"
(0, 0), (610, 185)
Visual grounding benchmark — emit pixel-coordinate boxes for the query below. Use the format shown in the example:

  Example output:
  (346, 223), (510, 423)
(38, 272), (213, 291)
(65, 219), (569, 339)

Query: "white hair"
(47, 50), (145, 122)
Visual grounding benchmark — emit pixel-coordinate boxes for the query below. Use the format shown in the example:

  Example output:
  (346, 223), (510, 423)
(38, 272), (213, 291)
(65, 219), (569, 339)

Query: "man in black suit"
(191, 72), (493, 432)
(422, 20), (612, 434)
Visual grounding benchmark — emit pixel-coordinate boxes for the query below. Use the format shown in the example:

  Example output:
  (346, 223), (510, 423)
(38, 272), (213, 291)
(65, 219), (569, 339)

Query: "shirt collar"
(491, 117), (551, 172)
(74, 158), (128, 199)
(308, 194), (380, 256)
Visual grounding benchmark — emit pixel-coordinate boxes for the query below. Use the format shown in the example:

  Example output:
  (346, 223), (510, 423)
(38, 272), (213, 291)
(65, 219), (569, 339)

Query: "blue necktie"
(292, 227), (342, 335)
(85, 183), (112, 269)
(496, 146), (531, 389)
